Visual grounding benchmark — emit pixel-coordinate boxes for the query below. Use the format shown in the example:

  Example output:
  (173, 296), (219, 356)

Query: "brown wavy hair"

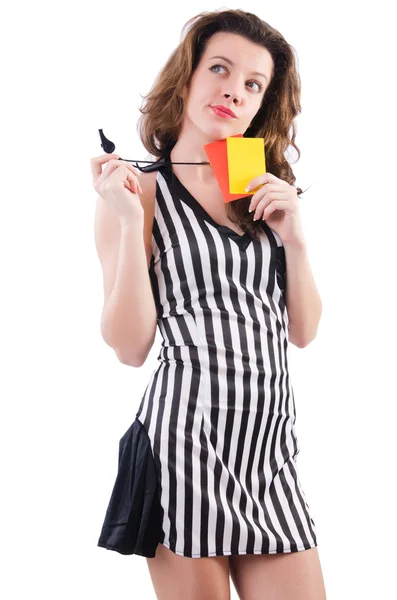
(137, 8), (308, 240)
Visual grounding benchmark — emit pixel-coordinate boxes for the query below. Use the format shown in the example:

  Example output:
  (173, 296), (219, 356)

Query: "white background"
(2, 0), (396, 598)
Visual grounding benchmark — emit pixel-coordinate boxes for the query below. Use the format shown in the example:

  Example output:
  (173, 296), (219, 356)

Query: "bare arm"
(284, 239), (323, 348)
(94, 172), (157, 366)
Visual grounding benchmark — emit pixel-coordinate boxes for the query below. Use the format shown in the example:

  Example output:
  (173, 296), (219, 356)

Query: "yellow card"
(226, 137), (266, 194)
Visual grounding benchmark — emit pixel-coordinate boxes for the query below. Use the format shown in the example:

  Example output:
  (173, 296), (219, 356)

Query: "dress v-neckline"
(162, 167), (254, 251)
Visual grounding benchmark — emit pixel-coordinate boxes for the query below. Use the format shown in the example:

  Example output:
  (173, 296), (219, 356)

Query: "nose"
(221, 72), (244, 105)
(224, 91), (242, 105)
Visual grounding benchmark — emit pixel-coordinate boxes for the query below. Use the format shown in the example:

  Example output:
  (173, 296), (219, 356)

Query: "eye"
(209, 64), (263, 93)
(247, 81), (263, 93)
(209, 64), (226, 74)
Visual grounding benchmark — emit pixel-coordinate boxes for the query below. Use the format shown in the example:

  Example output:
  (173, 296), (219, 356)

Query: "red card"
(204, 135), (253, 203)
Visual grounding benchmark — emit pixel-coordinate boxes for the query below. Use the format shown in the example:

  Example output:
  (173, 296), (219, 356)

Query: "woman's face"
(181, 31), (274, 141)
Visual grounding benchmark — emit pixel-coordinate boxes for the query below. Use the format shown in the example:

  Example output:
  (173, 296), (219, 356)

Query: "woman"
(91, 8), (327, 600)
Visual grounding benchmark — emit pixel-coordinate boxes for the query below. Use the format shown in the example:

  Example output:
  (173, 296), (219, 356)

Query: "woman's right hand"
(90, 153), (144, 222)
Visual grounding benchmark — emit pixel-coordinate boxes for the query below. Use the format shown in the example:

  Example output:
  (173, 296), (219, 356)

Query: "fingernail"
(248, 205), (253, 213)
(245, 185), (251, 192)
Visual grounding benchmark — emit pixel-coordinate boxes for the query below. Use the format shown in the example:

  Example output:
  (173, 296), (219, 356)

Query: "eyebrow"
(209, 55), (268, 82)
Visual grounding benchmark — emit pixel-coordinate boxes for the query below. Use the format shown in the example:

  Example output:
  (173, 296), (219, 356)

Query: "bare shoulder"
(138, 170), (157, 267)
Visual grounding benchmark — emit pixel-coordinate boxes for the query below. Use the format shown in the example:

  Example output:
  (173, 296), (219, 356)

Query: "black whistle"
(98, 128), (210, 172)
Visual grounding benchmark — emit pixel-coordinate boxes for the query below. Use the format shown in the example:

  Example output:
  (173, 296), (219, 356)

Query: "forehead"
(201, 31), (273, 72)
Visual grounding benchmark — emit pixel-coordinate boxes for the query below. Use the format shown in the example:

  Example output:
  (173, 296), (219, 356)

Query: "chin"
(203, 124), (239, 142)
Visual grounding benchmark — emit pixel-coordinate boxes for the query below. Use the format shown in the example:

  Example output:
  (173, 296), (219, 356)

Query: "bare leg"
(229, 546), (327, 600)
(146, 542), (231, 600)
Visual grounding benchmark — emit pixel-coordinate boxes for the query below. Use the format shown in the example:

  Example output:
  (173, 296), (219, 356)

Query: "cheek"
(252, 97), (264, 117)
(185, 90), (207, 117)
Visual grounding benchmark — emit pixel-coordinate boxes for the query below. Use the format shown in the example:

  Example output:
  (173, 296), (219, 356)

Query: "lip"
(210, 105), (237, 119)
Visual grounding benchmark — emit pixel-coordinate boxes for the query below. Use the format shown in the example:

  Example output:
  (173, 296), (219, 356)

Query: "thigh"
(229, 547), (326, 600)
(146, 542), (231, 600)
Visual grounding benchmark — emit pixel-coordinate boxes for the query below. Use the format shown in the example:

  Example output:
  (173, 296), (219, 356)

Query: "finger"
(93, 154), (141, 178)
(90, 153), (120, 183)
(94, 160), (142, 194)
(246, 172), (278, 192)
(250, 189), (288, 218)
(103, 159), (141, 178)
(262, 200), (286, 220)
(127, 170), (143, 194)
(112, 159), (142, 177)
(249, 184), (281, 207)
(106, 164), (143, 195)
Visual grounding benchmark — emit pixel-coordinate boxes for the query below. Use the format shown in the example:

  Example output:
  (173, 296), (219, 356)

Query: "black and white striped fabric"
(135, 166), (318, 558)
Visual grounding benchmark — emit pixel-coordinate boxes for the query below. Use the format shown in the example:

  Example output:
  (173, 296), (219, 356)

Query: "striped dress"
(97, 164), (318, 559)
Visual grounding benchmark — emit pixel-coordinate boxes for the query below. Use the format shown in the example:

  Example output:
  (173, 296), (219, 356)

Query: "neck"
(169, 125), (221, 184)
(170, 140), (209, 164)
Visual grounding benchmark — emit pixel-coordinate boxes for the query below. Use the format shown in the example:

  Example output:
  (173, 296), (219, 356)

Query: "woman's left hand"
(246, 172), (306, 246)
